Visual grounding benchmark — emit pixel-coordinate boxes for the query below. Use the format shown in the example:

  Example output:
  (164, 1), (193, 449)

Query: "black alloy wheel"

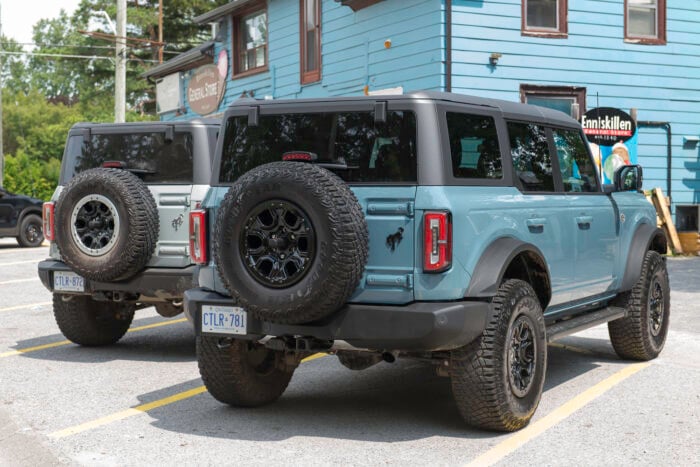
(508, 316), (537, 398)
(240, 200), (315, 289)
(648, 278), (665, 337)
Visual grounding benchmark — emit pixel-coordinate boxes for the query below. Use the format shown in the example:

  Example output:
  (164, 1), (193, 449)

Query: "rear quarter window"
(446, 112), (502, 179)
(219, 111), (417, 184)
(63, 131), (194, 184)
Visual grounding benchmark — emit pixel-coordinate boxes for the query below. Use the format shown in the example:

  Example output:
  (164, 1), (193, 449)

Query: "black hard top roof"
(226, 91), (580, 128)
(70, 118), (220, 131)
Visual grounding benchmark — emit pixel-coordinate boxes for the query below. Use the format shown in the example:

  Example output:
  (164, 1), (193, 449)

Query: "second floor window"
(234, 5), (268, 76)
(625, 0), (666, 44)
(522, 0), (567, 37)
(301, 0), (321, 84)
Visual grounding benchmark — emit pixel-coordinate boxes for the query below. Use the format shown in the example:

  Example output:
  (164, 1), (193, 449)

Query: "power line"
(0, 50), (159, 62)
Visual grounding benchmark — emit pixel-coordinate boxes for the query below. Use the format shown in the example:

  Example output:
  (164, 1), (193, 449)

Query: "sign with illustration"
(187, 50), (228, 116)
(581, 107), (638, 184)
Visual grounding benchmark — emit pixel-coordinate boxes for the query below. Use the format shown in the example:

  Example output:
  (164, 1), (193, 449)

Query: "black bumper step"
(546, 306), (627, 342)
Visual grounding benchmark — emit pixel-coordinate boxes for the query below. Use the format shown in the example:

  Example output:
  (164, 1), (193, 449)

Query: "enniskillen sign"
(581, 107), (637, 146)
(187, 64), (225, 116)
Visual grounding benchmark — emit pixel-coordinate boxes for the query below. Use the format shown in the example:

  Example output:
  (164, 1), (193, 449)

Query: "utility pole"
(158, 0), (163, 63)
(0, 3), (4, 187)
(115, 0), (127, 123)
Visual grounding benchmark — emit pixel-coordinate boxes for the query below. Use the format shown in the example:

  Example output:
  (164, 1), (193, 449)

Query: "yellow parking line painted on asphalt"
(0, 259), (41, 267)
(49, 353), (328, 439)
(0, 301), (52, 313)
(465, 361), (652, 467)
(0, 318), (188, 359)
(128, 318), (188, 333)
(0, 277), (39, 285)
(0, 340), (71, 358)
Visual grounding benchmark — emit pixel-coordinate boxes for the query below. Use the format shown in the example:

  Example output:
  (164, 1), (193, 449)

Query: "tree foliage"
(2, 0), (229, 197)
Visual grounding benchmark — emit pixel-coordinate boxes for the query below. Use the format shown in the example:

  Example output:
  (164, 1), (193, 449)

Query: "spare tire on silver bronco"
(54, 168), (159, 282)
(213, 161), (369, 324)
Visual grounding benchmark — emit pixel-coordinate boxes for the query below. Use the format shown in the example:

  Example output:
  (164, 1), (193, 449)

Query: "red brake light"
(189, 210), (207, 264)
(424, 211), (452, 273)
(282, 151), (316, 162)
(102, 161), (126, 169)
(42, 202), (55, 241)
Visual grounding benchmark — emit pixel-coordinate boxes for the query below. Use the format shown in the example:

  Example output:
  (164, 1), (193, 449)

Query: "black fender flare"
(464, 237), (551, 303)
(620, 223), (667, 292)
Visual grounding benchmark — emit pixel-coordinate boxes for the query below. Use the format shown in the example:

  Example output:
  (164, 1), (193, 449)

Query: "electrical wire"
(0, 50), (160, 62)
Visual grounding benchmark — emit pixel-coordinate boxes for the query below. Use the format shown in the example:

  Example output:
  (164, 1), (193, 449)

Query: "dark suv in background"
(0, 187), (44, 247)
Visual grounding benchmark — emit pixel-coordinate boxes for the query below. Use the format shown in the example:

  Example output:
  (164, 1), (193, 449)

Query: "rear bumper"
(38, 260), (196, 300)
(184, 288), (491, 352)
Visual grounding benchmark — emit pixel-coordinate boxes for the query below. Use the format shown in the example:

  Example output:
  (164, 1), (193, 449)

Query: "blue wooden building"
(143, 0), (700, 231)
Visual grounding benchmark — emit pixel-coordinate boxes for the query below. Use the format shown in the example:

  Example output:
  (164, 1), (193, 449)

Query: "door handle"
(576, 216), (593, 228)
(526, 218), (547, 228)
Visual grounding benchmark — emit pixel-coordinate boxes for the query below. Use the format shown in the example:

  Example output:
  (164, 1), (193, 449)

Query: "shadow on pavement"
(135, 340), (620, 443)
(666, 257), (700, 293)
(13, 315), (196, 364)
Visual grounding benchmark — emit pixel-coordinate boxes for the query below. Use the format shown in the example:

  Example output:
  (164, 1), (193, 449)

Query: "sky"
(1, 0), (82, 46)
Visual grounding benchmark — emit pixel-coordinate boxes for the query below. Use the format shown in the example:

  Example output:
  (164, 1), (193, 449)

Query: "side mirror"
(614, 164), (643, 192)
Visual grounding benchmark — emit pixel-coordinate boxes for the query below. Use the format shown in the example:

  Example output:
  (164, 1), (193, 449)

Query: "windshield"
(219, 110), (417, 183)
(63, 131), (194, 184)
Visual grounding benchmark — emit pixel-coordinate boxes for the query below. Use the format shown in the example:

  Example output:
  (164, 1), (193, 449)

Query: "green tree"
(0, 35), (30, 94)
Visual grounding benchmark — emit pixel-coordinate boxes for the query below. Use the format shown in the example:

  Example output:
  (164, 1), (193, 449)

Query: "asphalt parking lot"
(0, 237), (698, 466)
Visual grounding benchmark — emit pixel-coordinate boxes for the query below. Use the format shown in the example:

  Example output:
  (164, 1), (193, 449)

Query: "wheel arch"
(620, 223), (667, 292)
(464, 237), (551, 309)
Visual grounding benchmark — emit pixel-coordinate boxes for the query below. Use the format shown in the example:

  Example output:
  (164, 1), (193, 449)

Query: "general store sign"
(187, 51), (228, 116)
(581, 107), (636, 146)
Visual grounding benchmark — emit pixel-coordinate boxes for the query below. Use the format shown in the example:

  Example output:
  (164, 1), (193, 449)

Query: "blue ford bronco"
(184, 92), (669, 431)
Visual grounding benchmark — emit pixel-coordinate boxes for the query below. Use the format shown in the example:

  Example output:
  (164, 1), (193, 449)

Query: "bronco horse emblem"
(172, 214), (184, 231)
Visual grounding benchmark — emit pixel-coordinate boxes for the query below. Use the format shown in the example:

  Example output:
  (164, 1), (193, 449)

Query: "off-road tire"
(197, 336), (296, 407)
(450, 279), (547, 432)
(608, 251), (670, 361)
(16, 214), (44, 247)
(53, 294), (135, 346)
(214, 162), (368, 324)
(55, 168), (158, 282)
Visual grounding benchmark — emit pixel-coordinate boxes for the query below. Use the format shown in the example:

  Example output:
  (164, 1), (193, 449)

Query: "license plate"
(54, 271), (85, 292)
(201, 305), (247, 335)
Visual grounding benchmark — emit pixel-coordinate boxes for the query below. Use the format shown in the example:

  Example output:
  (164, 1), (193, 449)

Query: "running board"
(546, 306), (627, 342)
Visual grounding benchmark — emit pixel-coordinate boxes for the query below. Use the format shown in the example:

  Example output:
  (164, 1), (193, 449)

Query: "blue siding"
(162, 0), (443, 123)
(450, 0), (700, 218)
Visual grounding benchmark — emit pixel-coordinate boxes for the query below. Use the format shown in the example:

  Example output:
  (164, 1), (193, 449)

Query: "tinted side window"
(446, 112), (502, 179)
(67, 132), (194, 184)
(507, 122), (554, 192)
(553, 129), (599, 193)
(219, 111), (417, 183)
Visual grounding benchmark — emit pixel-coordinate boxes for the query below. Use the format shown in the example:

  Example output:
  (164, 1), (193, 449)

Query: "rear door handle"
(526, 218), (547, 228)
(576, 215), (593, 228)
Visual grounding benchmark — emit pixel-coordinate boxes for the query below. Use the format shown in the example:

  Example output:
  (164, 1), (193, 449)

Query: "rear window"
(219, 111), (417, 183)
(63, 131), (194, 184)
(507, 122), (554, 192)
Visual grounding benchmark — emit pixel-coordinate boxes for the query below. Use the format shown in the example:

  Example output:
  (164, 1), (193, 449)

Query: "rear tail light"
(42, 202), (55, 241)
(424, 211), (452, 273)
(189, 209), (207, 264)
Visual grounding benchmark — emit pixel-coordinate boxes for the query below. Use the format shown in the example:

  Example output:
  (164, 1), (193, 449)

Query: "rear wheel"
(608, 251), (670, 361)
(197, 336), (297, 407)
(53, 294), (134, 346)
(450, 279), (547, 431)
(17, 214), (44, 248)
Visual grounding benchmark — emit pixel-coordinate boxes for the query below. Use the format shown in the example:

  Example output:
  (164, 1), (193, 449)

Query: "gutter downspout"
(445, 0), (452, 93)
(638, 121), (672, 200)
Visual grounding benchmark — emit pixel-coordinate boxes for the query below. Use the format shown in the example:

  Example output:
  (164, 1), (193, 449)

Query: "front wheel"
(197, 337), (297, 407)
(608, 251), (670, 361)
(450, 279), (547, 431)
(53, 294), (135, 346)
